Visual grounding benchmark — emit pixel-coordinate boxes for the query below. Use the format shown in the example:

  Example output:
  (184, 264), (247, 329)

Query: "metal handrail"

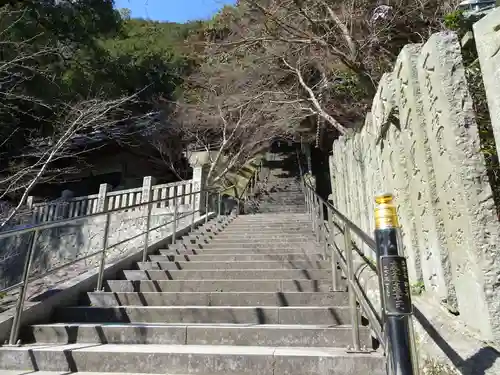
(295, 150), (385, 352)
(0, 185), (229, 346)
(0, 188), (218, 241)
(238, 160), (263, 200)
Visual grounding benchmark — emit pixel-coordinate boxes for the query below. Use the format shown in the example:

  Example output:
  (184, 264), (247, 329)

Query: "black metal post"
(374, 193), (416, 375)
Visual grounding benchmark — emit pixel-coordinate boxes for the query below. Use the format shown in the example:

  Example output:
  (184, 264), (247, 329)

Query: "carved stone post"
(96, 184), (111, 213)
(188, 152), (215, 215)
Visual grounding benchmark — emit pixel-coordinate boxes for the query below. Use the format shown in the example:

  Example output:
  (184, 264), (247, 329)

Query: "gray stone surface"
(418, 32), (500, 338)
(135, 260), (330, 271)
(105, 279), (335, 293)
(122, 269), (332, 281)
(394, 44), (455, 305)
(329, 30), (500, 343)
(26, 323), (371, 347)
(86, 291), (348, 307)
(0, 344), (385, 374)
(148, 253), (325, 262)
(474, 7), (500, 158)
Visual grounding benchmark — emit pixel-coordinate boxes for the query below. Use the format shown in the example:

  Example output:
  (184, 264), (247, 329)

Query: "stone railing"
(329, 11), (500, 374)
(29, 179), (195, 223)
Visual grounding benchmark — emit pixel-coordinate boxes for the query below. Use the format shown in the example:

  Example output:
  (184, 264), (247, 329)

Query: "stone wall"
(0, 173), (204, 291)
(329, 28), (500, 347)
(0, 204), (196, 291)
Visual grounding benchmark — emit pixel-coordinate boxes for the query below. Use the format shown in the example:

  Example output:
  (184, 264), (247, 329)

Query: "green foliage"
(0, 0), (200, 181)
(98, 18), (198, 102)
(443, 10), (466, 31)
(411, 281), (425, 296)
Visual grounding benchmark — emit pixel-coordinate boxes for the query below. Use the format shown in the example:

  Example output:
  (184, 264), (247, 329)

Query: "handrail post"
(314, 196), (321, 242)
(172, 198), (178, 245)
(191, 191), (196, 232)
(96, 211), (111, 291)
(326, 206), (340, 291)
(8, 230), (39, 345)
(344, 224), (361, 352)
(141, 201), (153, 263)
(304, 185), (309, 212)
(205, 191), (209, 224)
(374, 194), (417, 375)
(217, 192), (221, 217)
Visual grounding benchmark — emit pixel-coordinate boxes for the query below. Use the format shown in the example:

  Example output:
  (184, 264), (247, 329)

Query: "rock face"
(330, 30), (500, 343)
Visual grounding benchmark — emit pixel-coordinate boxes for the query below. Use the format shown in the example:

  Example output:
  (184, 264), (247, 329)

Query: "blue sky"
(114, 0), (237, 23)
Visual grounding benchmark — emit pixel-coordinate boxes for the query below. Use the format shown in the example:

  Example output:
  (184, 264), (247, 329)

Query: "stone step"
(135, 261), (330, 271)
(186, 233), (314, 240)
(159, 248), (321, 255)
(148, 253), (325, 262)
(122, 269), (331, 281)
(86, 291), (347, 307)
(180, 237), (314, 246)
(231, 215), (308, 220)
(257, 198), (304, 202)
(25, 323), (369, 347)
(105, 279), (337, 293)
(254, 207), (306, 212)
(204, 238), (314, 244)
(51, 306), (356, 325)
(225, 219), (309, 224)
(217, 228), (313, 234)
(0, 344), (385, 374)
(255, 203), (306, 208)
(222, 220), (309, 225)
(168, 243), (319, 251)
(256, 197), (305, 201)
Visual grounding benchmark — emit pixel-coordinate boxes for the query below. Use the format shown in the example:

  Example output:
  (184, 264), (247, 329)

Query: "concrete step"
(216, 228), (313, 235)
(135, 261), (330, 271)
(179, 237), (315, 246)
(257, 198), (305, 202)
(186, 233), (314, 241)
(148, 253), (325, 262)
(25, 323), (369, 347)
(122, 269), (332, 281)
(253, 208), (306, 213)
(219, 218), (309, 223)
(86, 291), (348, 307)
(0, 344), (385, 374)
(168, 243), (320, 251)
(222, 224), (310, 229)
(219, 222), (310, 227)
(159, 248), (321, 255)
(52, 306), (356, 325)
(105, 279), (338, 293)
(204, 238), (314, 244)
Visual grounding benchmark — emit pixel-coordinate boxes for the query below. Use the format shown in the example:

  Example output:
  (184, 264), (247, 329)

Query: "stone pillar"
(188, 151), (214, 215)
(418, 32), (500, 341)
(26, 196), (34, 210)
(141, 176), (155, 204)
(394, 43), (457, 308)
(474, 7), (500, 157)
(328, 155), (336, 207)
(58, 189), (74, 219)
(97, 184), (111, 213)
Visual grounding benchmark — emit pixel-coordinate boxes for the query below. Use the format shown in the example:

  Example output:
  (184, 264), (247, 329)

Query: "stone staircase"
(246, 153), (306, 214)
(0, 153), (386, 375)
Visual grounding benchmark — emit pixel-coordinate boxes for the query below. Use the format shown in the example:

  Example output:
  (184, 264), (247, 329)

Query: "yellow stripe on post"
(374, 193), (399, 230)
